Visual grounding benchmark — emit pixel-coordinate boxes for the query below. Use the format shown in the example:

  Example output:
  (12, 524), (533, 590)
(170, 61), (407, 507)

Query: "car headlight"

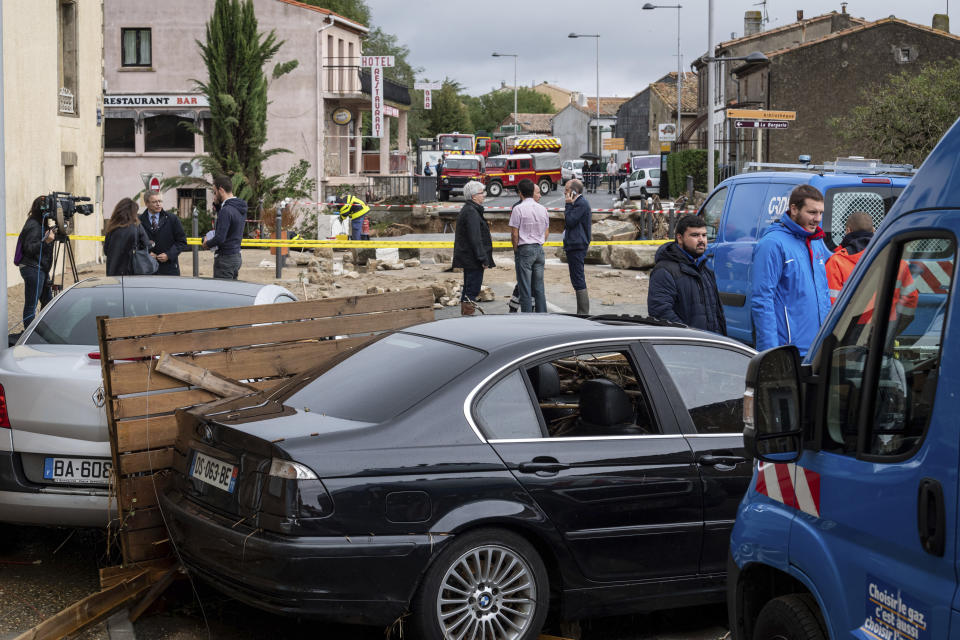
(443, 177), (449, 184)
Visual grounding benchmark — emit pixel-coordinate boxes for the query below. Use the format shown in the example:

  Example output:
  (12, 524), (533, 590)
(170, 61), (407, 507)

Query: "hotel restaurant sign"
(104, 94), (210, 107)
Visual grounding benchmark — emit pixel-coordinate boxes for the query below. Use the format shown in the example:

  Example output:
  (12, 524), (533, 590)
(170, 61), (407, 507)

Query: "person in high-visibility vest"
(332, 194), (370, 240)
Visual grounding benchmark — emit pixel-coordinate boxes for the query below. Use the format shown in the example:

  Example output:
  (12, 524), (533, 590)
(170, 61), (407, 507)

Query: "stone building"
(614, 73), (697, 155)
(732, 17), (960, 164)
(496, 81), (580, 112)
(550, 97), (628, 161)
(102, 0), (411, 216)
(2, 1), (104, 287)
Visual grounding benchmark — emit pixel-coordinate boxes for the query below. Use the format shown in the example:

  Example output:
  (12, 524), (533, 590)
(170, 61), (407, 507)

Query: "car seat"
(570, 378), (642, 437)
(528, 363), (576, 431)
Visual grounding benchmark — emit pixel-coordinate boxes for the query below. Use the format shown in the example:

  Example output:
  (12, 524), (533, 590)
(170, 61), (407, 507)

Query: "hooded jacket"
(825, 230), (873, 304)
(648, 242), (726, 334)
(452, 200), (494, 270)
(751, 214), (832, 355)
(207, 197), (247, 256)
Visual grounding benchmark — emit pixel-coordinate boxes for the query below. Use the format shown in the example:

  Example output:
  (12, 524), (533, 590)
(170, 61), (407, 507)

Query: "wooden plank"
(117, 416), (178, 453)
(155, 352), (254, 397)
(121, 528), (170, 563)
(118, 473), (171, 511)
(120, 506), (165, 533)
(108, 337), (369, 395)
(13, 570), (152, 640)
(113, 380), (279, 419)
(106, 307), (434, 360)
(129, 565), (181, 622)
(119, 448), (174, 475)
(102, 289), (434, 339)
(99, 558), (176, 590)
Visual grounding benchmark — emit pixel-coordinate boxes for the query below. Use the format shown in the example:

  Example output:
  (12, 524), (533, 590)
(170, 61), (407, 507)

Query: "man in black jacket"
(647, 214), (726, 335)
(203, 175), (246, 279)
(140, 192), (188, 276)
(452, 181), (494, 315)
(563, 179), (592, 314)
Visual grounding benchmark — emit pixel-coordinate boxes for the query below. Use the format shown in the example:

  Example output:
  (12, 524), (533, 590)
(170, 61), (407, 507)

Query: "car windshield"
(285, 333), (484, 423)
(25, 285), (256, 345)
(440, 137), (473, 152)
(486, 157), (506, 168)
(444, 158), (479, 170)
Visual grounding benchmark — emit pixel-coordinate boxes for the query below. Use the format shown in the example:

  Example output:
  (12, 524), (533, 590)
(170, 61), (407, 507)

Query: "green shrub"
(666, 149), (720, 197)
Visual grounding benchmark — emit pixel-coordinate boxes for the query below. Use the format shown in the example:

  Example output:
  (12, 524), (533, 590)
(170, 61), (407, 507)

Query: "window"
(507, 160), (517, 171)
(652, 344), (750, 433)
(824, 236), (955, 458)
(476, 370), (543, 440)
(104, 118), (136, 152)
(121, 28), (152, 67)
(649, 169), (661, 179)
(518, 159), (531, 170)
(823, 187), (903, 250)
(722, 183), (769, 242)
(58, 1), (78, 115)
(144, 115), (195, 152)
(523, 351), (657, 438)
(699, 186), (728, 242)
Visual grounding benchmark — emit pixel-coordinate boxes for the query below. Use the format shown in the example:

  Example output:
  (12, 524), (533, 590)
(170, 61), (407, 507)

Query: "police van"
(729, 122), (960, 640)
(700, 159), (915, 345)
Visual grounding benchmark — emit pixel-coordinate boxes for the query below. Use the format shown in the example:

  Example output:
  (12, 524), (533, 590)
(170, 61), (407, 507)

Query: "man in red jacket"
(826, 211), (874, 305)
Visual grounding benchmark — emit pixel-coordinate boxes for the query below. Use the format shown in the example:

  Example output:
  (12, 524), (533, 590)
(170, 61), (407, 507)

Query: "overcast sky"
(365, 1), (951, 98)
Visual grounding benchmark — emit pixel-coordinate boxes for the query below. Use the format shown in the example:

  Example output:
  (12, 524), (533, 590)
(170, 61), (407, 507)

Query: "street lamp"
(700, 50), (769, 187)
(568, 33), (600, 158)
(642, 3), (682, 152)
(491, 52), (519, 135)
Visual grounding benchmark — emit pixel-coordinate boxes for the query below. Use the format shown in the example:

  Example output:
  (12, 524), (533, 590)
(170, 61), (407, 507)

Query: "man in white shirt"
(509, 179), (550, 312)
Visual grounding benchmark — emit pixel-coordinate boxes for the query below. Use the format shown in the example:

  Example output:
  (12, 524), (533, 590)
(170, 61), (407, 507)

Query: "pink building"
(103, 0), (411, 216)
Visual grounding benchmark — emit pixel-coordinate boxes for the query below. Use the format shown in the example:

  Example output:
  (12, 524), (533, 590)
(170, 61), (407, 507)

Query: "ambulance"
(730, 119), (960, 640)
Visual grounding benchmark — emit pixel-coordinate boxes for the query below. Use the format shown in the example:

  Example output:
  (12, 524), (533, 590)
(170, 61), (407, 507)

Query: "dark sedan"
(161, 314), (755, 639)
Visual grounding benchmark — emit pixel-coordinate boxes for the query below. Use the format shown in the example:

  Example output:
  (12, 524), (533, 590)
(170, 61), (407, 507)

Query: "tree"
(422, 80), (473, 137)
(298, 0), (370, 26)
(830, 58), (960, 167)
(465, 88), (556, 134)
(194, 0), (299, 206)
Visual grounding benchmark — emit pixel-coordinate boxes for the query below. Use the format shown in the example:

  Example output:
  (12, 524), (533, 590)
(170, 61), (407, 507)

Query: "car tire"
(619, 189), (628, 200)
(753, 594), (826, 640)
(487, 181), (503, 197)
(538, 179), (551, 196)
(411, 528), (550, 640)
(438, 190), (450, 202)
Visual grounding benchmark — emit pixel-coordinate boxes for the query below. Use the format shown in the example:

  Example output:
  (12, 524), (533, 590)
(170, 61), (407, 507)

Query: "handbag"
(131, 226), (158, 275)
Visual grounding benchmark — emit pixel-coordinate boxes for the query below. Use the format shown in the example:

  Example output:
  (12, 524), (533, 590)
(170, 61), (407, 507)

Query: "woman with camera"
(16, 195), (55, 326)
(104, 198), (152, 276)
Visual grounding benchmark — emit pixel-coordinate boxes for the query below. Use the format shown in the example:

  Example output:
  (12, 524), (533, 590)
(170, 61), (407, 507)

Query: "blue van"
(700, 162), (914, 345)
(728, 125), (960, 640)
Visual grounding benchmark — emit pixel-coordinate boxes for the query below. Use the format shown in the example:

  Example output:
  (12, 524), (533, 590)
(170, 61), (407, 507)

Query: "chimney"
(744, 10), (763, 36)
(797, 10), (804, 21)
(933, 13), (950, 32)
(841, 2), (847, 14)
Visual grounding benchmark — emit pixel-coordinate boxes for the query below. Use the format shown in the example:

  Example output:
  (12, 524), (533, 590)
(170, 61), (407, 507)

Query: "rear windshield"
(444, 158), (479, 170)
(26, 286), (255, 345)
(824, 186), (904, 250)
(286, 333), (484, 423)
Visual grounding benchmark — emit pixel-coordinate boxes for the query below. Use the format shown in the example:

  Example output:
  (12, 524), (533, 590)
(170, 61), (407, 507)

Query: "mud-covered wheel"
(487, 181), (503, 197)
(538, 179), (551, 196)
(411, 528), (549, 640)
(753, 594), (826, 640)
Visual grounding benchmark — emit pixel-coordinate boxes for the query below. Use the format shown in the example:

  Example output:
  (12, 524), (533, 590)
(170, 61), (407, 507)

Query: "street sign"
(660, 142), (672, 152)
(603, 137), (625, 150)
(414, 82), (441, 90)
(734, 120), (789, 129)
(726, 108), (796, 121)
(658, 123), (677, 142)
(140, 172), (163, 192)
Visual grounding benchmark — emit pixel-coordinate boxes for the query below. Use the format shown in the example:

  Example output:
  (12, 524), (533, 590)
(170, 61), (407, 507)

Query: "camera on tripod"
(41, 191), (93, 238)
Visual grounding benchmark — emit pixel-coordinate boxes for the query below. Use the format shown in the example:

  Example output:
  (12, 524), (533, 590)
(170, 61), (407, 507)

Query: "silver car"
(561, 159), (585, 184)
(618, 168), (661, 200)
(0, 277), (296, 527)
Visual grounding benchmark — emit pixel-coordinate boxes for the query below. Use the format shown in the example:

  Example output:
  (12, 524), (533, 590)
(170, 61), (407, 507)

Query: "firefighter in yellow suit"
(333, 194), (370, 240)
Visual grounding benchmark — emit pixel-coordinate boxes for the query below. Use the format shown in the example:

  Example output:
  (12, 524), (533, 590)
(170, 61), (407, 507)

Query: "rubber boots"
(575, 289), (590, 315)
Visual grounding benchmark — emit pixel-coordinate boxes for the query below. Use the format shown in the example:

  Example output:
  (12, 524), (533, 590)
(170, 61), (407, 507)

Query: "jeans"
(515, 244), (546, 312)
(566, 248), (587, 291)
(213, 253), (242, 279)
(20, 265), (51, 327)
(351, 215), (365, 240)
(461, 268), (484, 302)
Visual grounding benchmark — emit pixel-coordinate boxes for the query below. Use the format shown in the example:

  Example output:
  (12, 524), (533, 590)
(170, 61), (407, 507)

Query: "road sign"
(603, 137), (625, 150)
(734, 120), (790, 130)
(726, 108), (796, 121)
(658, 123), (677, 142)
(140, 172), (163, 192)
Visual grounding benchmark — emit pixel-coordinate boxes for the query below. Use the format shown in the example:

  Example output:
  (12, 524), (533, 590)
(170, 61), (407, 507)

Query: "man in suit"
(140, 192), (188, 276)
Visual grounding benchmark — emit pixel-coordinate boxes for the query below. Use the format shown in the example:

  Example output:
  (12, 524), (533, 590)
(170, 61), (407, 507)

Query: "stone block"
(555, 246), (607, 264)
(602, 245), (659, 270)
(591, 219), (638, 241)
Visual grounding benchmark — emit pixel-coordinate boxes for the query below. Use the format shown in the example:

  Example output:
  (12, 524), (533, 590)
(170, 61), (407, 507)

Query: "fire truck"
(475, 135), (562, 158)
(484, 153), (561, 197)
(437, 154), (485, 201)
(436, 132), (475, 156)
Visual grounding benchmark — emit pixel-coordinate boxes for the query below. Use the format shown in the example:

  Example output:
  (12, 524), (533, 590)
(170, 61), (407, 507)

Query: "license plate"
(190, 451), (238, 494)
(43, 457), (112, 484)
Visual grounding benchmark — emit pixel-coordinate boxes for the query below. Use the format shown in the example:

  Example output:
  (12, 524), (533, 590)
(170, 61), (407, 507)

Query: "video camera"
(41, 191), (94, 237)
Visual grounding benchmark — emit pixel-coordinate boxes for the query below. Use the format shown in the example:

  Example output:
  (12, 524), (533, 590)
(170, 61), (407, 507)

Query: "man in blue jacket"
(203, 175), (247, 280)
(563, 178), (592, 314)
(751, 184), (832, 355)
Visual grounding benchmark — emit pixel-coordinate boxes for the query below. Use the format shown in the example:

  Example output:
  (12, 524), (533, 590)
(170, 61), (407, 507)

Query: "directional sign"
(734, 120), (790, 129)
(726, 108), (796, 121)
(414, 82), (441, 90)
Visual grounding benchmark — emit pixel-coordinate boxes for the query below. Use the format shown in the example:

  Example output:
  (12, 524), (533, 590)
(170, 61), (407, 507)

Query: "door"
(475, 345), (702, 583)
(644, 340), (754, 574)
(506, 159), (518, 187)
(798, 219), (957, 639)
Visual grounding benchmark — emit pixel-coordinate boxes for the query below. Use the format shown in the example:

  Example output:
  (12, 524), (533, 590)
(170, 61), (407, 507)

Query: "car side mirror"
(744, 345), (803, 463)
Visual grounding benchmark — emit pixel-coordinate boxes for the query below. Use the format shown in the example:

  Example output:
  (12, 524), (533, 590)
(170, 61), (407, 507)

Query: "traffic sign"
(726, 108), (796, 121)
(734, 120), (789, 129)
(140, 172), (163, 191)
(603, 137), (625, 150)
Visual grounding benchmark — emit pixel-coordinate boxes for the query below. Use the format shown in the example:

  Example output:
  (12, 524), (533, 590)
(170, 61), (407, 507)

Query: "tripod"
(49, 232), (79, 295)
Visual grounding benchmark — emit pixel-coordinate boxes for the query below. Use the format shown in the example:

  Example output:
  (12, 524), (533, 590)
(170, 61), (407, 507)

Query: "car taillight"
(646, 179), (653, 187)
(87, 352), (101, 360)
(261, 458), (334, 532)
(862, 177), (891, 184)
(0, 384), (10, 429)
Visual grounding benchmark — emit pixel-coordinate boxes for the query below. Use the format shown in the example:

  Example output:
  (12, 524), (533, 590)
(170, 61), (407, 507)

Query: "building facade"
(648, 73), (698, 154)
(103, 0), (410, 217)
(3, 1), (104, 287)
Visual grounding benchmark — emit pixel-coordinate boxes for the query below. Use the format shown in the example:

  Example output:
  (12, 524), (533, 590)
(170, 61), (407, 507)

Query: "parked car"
(162, 314), (755, 637)
(618, 168), (661, 200)
(698, 159), (915, 345)
(0, 276), (296, 527)
(560, 159), (585, 184)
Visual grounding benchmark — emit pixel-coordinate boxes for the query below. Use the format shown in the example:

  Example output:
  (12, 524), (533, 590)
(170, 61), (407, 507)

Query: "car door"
(643, 339), (754, 575)
(506, 158), (518, 188)
(794, 223), (958, 639)
(475, 343), (703, 583)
